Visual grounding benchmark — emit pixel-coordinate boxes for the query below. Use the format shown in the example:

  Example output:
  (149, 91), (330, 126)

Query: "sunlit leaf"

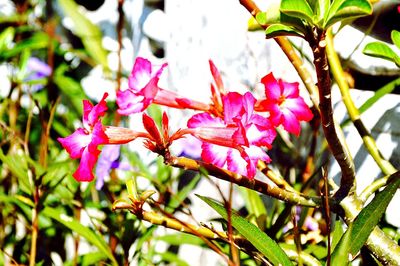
(1, 32), (49, 59)
(281, 0), (314, 24)
(332, 172), (400, 264)
(265, 24), (305, 39)
(197, 195), (292, 266)
(0, 149), (32, 195)
(391, 30), (400, 50)
(42, 207), (118, 266)
(363, 42), (400, 67)
(324, 0), (372, 29)
(58, 0), (109, 71)
(0, 27), (15, 53)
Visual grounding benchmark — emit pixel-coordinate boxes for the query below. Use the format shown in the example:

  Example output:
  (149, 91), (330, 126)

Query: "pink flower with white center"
(257, 73), (313, 136)
(188, 92), (276, 178)
(58, 93), (110, 182)
(117, 57), (210, 115)
(117, 57), (167, 115)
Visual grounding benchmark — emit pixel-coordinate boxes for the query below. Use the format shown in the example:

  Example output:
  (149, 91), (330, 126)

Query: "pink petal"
(209, 60), (225, 94)
(245, 123), (276, 148)
(281, 80), (299, 98)
(58, 128), (91, 159)
(73, 147), (100, 182)
(201, 142), (229, 168)
(88, 122), (109, 153)
(83, 93), (108, 127)
(227, 149), (249, 177)
(245, 145), (271, 163)
(128, 57), (153, 92)
(191, 126), (240, 148)
(223, 92), (244, 124)
(242, 92), (256, 122)
(284, 98), (313, 121)
(187, 113), (224, 128)
(262, 100), (282, 127)
(116, 89), (146, 115)
(282, 109), (301, 136)
(261, 73), (281, 100)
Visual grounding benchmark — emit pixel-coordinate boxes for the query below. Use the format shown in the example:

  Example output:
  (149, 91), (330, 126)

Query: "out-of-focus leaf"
(324, 0), (372, 29)
(0, 149), (32, 195)
(42, 207), (118, 266)
(80, 252), (108, 266)
(197, 195), (292, 266)
(1, 32), (49, 59)
(281, 0), (314, 24)
(363, 42), (400, 67)
(0, 27), (15, 53)
(240, 187), (267, 229)
(53, 64), (86, 116)
(392, 30), (400, 50)
(157, 251), (190, 266)
(265, 24), (305, 39)
(156, 233), (204, 246)
(167, 173), (201, 212)
(58, 0), (109, 71)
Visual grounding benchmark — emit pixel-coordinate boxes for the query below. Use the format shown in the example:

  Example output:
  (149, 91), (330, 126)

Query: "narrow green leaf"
(265, 24), (305, 39)
(1, 32), (49, 59)
(0, 149), (32, 194)
(348, 173), (400, 256)
(330, 223), (352, 266)
(391, 30), (400, 50)
(363, 42), (400, 67)
(331, 219), (344, 251)
(197, 195), (292, 266)
(58, 0), (109, 70)
(167, 174), (201, 212)
(359, 77), (400, 114)
(156, 233), (204, 246)
(281, 0), (314, 24)
(324, 0), (372, 29)
(255, 4), (306, 32)
(42, 207), (118, 266)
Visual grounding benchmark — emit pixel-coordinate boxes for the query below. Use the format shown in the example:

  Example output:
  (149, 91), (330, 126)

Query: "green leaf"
(281, 0), (314, 24)
(1, 32), (49, 59)
(157, 251), (190, 266)
(156, 233), (204, 246)
(0, 27), (15, 53)
(42, 207), (118, 266)
(332, 171), (400, 265)
(391, 30), (400, 50)
(331, 219), (344, 251)
(347, 173), (400, 256)
(265, 24), (305, 39)
(256, 4), (306, 32)
(58, 0), (109, 71)
(330, 223), (352, 266)
(363, 42), (400, 67)
(0, 149), (32, 195)
(166, 174), (201, 212)
(197, 195), (292, 266)
(324, 0), (372, 29)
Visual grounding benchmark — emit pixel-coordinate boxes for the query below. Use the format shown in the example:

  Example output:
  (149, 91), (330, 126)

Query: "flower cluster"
(59, 57), (313, 183)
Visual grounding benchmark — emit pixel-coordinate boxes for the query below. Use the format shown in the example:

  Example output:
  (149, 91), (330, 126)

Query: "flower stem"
(325, 29), (397, 176)
(166, 156), (321, 207)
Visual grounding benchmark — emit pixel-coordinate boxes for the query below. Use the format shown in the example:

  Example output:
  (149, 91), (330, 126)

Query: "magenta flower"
(58, 93), (110, 181)
(258, 73), (313, 136)
(117, 57), (211, 115)
(188, 92), (276, 178)
(117, 57), (167, 115)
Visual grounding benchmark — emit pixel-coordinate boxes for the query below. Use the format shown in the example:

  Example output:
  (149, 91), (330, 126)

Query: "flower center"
(278, 95), (286, 105)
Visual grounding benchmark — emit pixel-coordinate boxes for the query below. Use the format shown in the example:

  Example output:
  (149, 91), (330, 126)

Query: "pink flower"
(117, 57), (209, 115)
(188, 92), (276, 178)
(257, 73), (313, 136)
(58, 93), (110, 182)
(117, 57), (167, 115)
